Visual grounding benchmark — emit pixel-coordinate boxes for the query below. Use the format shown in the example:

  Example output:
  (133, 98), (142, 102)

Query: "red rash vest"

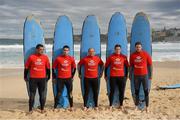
(105, 53), (129, 77)
(130, 50), (152, 75)
(53, 55), (76, 78)
(25, 54), (50, 78)
(78, 55), (104, 78)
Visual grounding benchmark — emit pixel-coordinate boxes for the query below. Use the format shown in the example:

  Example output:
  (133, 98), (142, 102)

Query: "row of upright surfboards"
(23, 12), (151, 109)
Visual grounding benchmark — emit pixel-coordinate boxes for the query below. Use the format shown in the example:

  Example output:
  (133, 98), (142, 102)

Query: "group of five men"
(24, 41), (152, 113)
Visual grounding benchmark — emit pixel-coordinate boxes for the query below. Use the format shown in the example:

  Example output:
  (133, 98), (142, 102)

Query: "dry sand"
(0, 61), (180, 119)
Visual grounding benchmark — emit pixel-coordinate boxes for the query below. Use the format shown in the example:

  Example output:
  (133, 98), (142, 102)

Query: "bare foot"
(120, 106), (128, 114)
(145, 107), (149, 113)
(109, 106), (113, 111)
(119, 106), (124, 110)
(53, 108), (58, 112)
(27, 110), (33, 115)
(83, 107), (88, 111)
(69, 107), (74, 112)
(134, 106), (139, 111)
(40, 110), (45, 114)
(94, 107), (99, 111)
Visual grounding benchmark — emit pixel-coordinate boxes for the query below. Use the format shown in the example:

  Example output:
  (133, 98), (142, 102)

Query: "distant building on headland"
(152, 27), (180, 42)
(47, 27), (180, 43)
(2, 27), (179, 43)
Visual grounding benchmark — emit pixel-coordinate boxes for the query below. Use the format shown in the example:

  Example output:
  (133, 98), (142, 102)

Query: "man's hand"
(46, 76), (50, 82)
(104, 76), (108, 82)
(124, 77), (128, 81)
(129, 73), (132, 80)
(24, 78), (28, 82)
(52, 78), (56, 84)
(78, 74), (82, 79)
(99, 73), (103, 78)
(46, 69), (50, 82)
(71, 77), (74, 82)
(24, 69), (28, 82)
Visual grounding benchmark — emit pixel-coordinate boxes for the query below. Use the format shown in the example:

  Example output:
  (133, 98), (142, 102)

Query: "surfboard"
(52, 15), (74, 108)
(130, 12), (152, 109)
(23, 15), (46, 108)
(106, 12), (128, 106)
(159, 84), (180, 89)
(80, 15), (101, 107)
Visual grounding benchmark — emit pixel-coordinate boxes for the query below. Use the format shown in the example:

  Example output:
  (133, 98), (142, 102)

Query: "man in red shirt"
(104, 44), (129, 111)
(52, 45), (76, 111)
(24, 44), (50, 113)
(129, 42), (153, 112)
(78, 48), (104, 110)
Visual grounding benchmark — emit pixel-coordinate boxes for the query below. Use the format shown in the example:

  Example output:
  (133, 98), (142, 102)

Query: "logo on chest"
(113, 58), (122, 65)
(88, 60), (96, 66)
(134, 56), (143, 63)
(35, 58), (43, 65)
(62, 60), (69, 67)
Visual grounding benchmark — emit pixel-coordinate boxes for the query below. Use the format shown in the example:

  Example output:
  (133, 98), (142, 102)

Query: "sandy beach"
(0, 61), (180, 119)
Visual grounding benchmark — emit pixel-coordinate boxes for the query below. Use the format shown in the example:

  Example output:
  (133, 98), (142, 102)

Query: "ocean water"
(0, 41), (180, 68)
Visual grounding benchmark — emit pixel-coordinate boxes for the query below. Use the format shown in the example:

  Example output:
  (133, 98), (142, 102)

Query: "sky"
(0, 0), (180, 39)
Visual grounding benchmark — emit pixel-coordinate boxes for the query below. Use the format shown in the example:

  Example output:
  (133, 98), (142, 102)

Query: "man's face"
(115, 47), (121, 54)
(63, 48), (69, 56)
(88, 48), (95, 56)
(36, 47), (44, 55)
(135, 44), (142, 52)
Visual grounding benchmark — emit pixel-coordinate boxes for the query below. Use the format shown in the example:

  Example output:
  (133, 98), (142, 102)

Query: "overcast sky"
(0, 0), (179, 38)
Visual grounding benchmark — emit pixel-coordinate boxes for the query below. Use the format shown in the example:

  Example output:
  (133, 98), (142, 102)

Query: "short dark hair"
(36, 44), (44, 49)
(114, 44), (121, 49)
(63, 45), (70, 50)
(135, 42), (142, 46)
(88, 48), (94, 51)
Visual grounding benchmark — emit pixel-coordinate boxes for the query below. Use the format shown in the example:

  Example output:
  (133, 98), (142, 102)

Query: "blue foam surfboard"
(159, 84), (180, 89)
(52, 15), (74, 108)
(80, 15), (101, 107)
(106, 12), (128, 106)
(130, 12), (152, 109)
(23, 15), (47, 108)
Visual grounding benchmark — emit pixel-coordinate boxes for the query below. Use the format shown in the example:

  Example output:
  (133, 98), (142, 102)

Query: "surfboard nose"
(85, 15), (98, 23)
(57, 15), (71, 22)
(109, 12), (126, 30)
(134, 12), (149, 22)
(56, 15), (72, 28)
(25, 15), (42, 26)
(112, 12), (123, 18)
